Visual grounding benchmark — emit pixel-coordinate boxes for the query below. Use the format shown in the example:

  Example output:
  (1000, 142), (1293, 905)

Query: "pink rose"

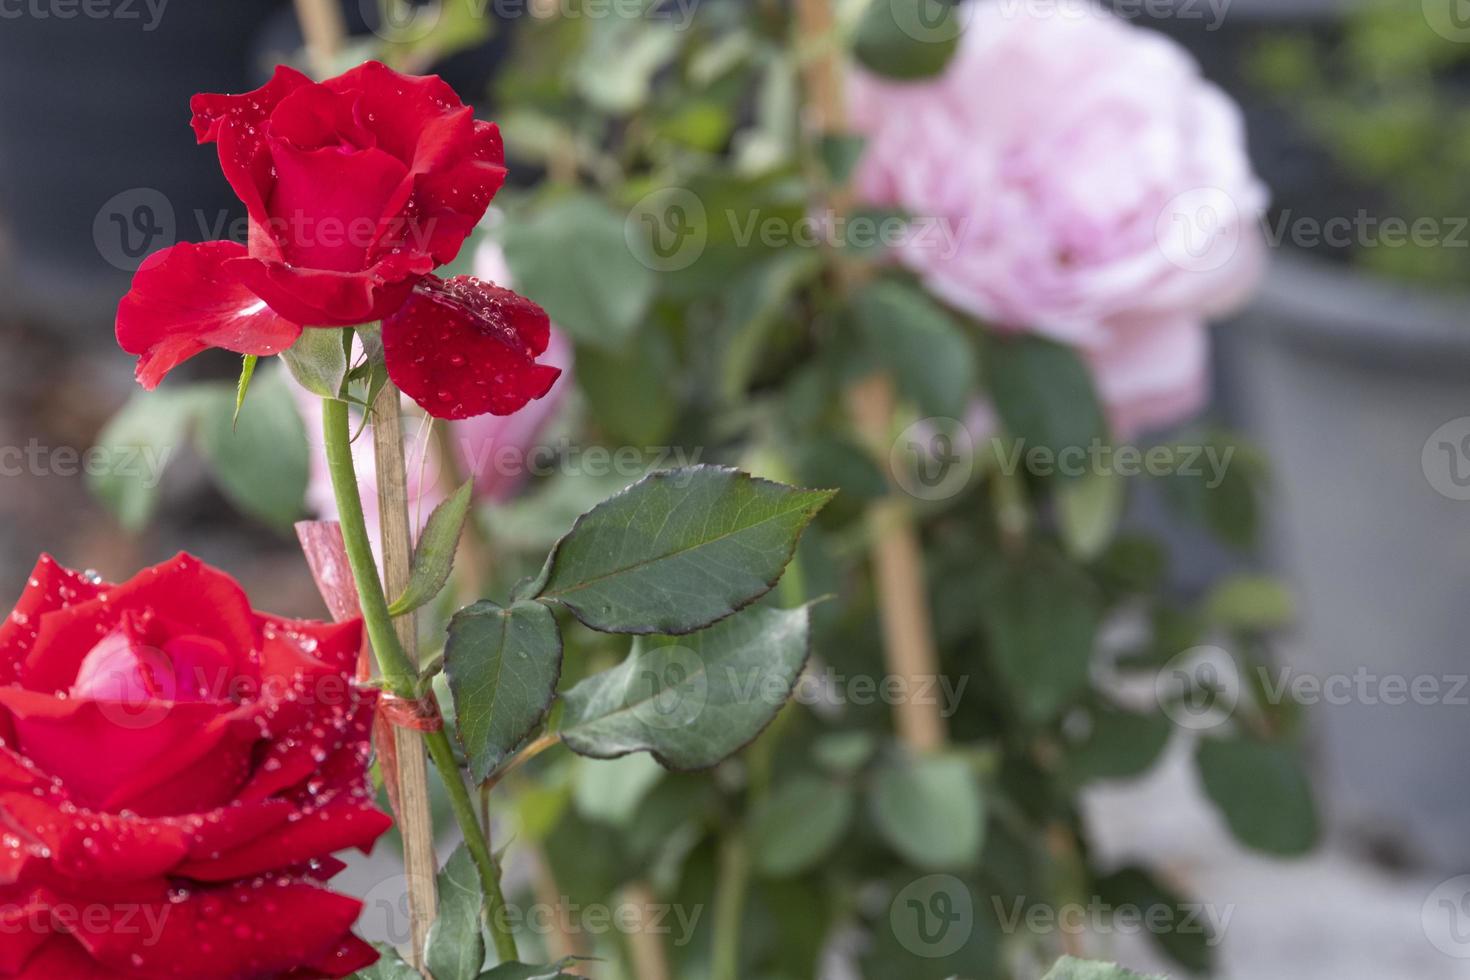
(850, 0), (1267, 436)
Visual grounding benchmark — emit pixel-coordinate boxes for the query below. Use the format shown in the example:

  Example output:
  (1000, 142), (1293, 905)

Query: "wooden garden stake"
(373, 384), (441, 968)
(794, 0), (948, 752)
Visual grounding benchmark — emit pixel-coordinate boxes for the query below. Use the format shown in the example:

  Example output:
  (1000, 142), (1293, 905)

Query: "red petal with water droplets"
(21, 554), (257, 696)
(115, 241), (301, 390)
(65, 877), (368, 980)
(0, 556), (104, 684)
(191, 64), (313, 226)
(383, 275), (562, 420)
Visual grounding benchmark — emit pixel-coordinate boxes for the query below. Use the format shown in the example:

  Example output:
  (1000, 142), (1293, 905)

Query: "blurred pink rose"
(850, 0), (1267, 436)
(298, 238), (573, 535)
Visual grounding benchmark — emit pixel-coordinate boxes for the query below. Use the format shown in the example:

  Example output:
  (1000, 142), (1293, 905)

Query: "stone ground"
(1083, 738), (1470, 980)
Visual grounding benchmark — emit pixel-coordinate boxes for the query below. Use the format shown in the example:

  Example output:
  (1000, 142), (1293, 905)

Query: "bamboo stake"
(622, 881), (673, 980)
(373, 385), (441, 968)
(794, 0), (948, 752)
(292, 0), (348, 76)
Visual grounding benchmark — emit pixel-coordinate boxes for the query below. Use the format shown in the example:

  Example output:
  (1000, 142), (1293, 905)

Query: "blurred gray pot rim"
(1241, 251), (1470, 375)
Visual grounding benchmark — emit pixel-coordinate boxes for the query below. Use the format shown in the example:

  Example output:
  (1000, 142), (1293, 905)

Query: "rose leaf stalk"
(320, 393), (521, 964)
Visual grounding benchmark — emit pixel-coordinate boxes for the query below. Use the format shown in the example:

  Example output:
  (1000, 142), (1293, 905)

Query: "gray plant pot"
(1217, 251), (1470, 868)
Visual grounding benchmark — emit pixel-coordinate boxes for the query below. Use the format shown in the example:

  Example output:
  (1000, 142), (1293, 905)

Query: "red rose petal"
(265, 138), (409, 273)
(409, 119), (508, 266)
(175, 795), (389, 882)
(223, 252), (427, 327)
(22, 554), (258, 695)
(384, 275), (562, 420)
(322, 61), (464, 166)
(67, 877), (367, 980)
(115, 241), (302, 390)
(191, 64), (313, 226)
(0, 556), (104, 684)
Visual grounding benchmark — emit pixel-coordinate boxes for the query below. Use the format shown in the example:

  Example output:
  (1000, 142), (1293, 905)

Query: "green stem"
(711, 832), (749, 980)
(425, 726), (520, 965)
(320, 396), (520, 964)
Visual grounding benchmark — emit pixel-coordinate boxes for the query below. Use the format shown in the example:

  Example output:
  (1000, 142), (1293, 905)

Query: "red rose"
(115, 62), (561, 421)
(0, 554), (391, 978)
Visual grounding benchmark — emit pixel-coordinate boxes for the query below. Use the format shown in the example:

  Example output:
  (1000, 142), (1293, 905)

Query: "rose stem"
(369, 387), (442, 966)
(321, 394), (521, 965)
(795, 0), (948, 754)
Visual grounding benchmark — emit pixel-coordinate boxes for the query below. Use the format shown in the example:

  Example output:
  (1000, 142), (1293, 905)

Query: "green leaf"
(1056, 469), (1126, 561)
(502, 194), (656, 351)
(574, 335), (677, 447)
(558, 604), (811, 770)
(982, 556), (1100, 722)
(818, 133), (867, 185)
(425, 845), (485, 980)
(575, 14), (679, 113)
(571, 753), (665, 827)
(389, 480), (473, 617)
(531, 466), (834, 635)
(1061, 706), (1171, 787)
(852, 279), (975, 420)
(1204, 574), (1294, 631)
(749, 774), (854, 877)
(852, 0), (961, 80)
(233, 354), (258, 428)
(445, 599), (564, 782)
(194, 369), (309, 530)
(353, 944), (419, 979)
(1041, 957), (1166, 980)
(984, 334), (1106, 471)
(719, 251), (822, 404)
(1096, 867), (1216, 974)
(1196, 737), (1318, 856)
(477, 960), (583, 980)
(870, 752), (984, 870)
(281, 327), (348, 399)
(89, 388), (198, 531)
